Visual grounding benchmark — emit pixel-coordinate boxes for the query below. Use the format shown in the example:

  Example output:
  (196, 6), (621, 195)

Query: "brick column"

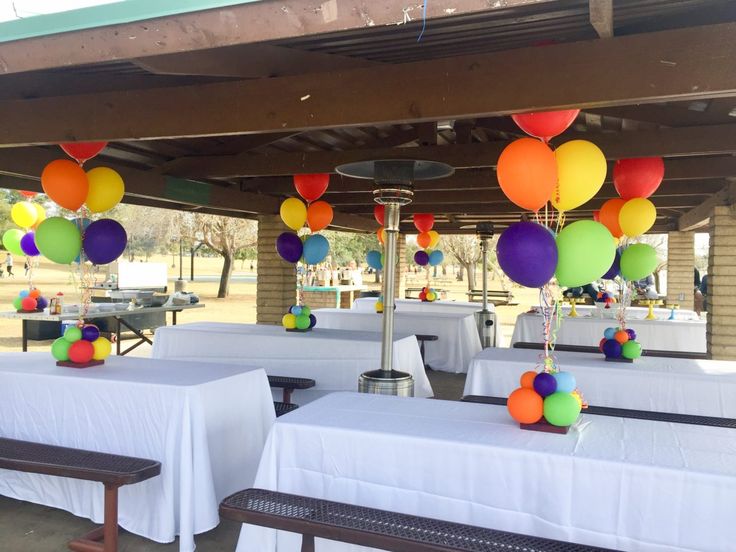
(256, 215), (297, 325)
(665, 231), (695, 311)
(394, 234), (406, 300)
(707, 206), (736, 360)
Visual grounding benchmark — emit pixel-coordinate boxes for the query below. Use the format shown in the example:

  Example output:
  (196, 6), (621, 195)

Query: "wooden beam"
(589, 0), (613, 39)
(678, 180), (736, 231)
(2, 22), (736, 144)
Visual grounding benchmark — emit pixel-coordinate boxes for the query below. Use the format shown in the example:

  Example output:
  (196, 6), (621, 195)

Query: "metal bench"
(0, 437), (161, 552)
(466, 289), (517, 306)
(512, 341), (708, 359)
(267, 375), (316, 404)
(220, 488), (618, 551)
(415, 334), (438, 369)
(274, 401), (299, 418)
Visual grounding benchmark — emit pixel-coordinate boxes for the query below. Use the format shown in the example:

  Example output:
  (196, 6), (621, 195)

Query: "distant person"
(634, 274), (658, 299)
(24, 259), (29, 277)
(700, 274), (709, 312)
(567, 281), (600, 298)
(4, 253), (13, 277)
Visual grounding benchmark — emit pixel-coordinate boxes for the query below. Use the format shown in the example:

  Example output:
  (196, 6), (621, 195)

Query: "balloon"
(417, 232), (432, 249)
(82, 324), (100, 342)
(552, 140), (607, 212)
(603, 339), (622, 358)
(614, 330), (630, 344)
(374, 205), (385, 226)
(11, 201), (37, 228)
(12, 297), (22, 310)
(593, 210), (600, 222)
(301, 306), (311, 317)
(92, 337), (112, 360)
(602, 250), (621, 280)
(543, 392), (582, 426)
(2, 229), (25, 256)
(282, 313), (297, 329)
(295, 314), (311, 330)
(533, 372), (557, 398)
(620, 243), (658, 281)
(303, 234), (329, 265)
(366, 250), (383, 270)
(85, 167), (125, 213)
(377, 228), (386, 245)
(68, 340), (94, 364)
(622, 340), (642, 359)
(35, 218), (82, 264)
(427, 230), (440, 249)
(414, 250), (429, 266)
(308, 314), (317, 328)
(36, 296), (48, 310)
(520, 371), (537, 389)
(29, 289), (40, 299)
(19, 290), (29, 298)
(511, 109), (579, 141)
(604, 327), (617, 340)
(83, 219), (127, 265)
(51, 337), (72, 361)
(20, 232), (40, 256)
(291, 305), (303, 316)
(21, 297), (37, 311)
(554, 221), (615, 288)
(71, 217), (92, 264)
(619, 198), (656, 238)
(19, 191), (37, 198)
(613, 157), (664, 199)
(426, 291), (436, 301)
(553, 372), (576, 394)
(60, 141), (107, 164)
(626, 328), (637, 341)
(496, 222), (557, 288)
(306, 200), (333, 232)
(496, 138), (557, 211)
(413, 214), (434, 233)
(64, 326), (82, 343)
(507, 387), (544, 424)
(276, 232), (303, 263)
(280, 197), (307, 231)
(32, 203), (46, 229)
(294, 173), (329, 202)
(41, 159), (89, 211)
(599, 337), (607, 352)
(428, 250), (444, 266)
(598, 198), (625, 238)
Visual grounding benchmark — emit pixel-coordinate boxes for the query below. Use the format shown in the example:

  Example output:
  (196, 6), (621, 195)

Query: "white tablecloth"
(152, 322), (432, 400)
(512, 312), (707, 353)
(314, 309), (482, 373)
(464, 347), (736, 416)
(0, 353), (274, 552)
(352, 297), (491, 313)
(238, 392), (736, 552)
(556, 304), (700, 320)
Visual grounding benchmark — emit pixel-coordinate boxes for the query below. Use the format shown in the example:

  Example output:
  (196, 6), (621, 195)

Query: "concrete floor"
(0, 369), (467, 552)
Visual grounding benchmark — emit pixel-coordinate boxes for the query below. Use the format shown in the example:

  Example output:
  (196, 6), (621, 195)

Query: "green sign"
(165, 177), (211, 206)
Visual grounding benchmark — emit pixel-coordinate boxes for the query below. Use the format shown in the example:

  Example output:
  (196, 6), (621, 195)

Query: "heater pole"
(481, 237), (489, 313)
(380, 202), (400, 375)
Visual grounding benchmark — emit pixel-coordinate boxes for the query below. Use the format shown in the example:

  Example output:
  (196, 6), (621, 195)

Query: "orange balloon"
(497, 137), (557, 212)
(41, 159), (88, 211)
(520, 371), (537, 389)
(507, 387), (544, 424)
(599, 198), (626, 238)
(614, 330), (630, 344)
(417, 231), (432, 249)
(306, 201), (333, 232)
(377, 227), (386, 245)
(29, 289), (41, 299)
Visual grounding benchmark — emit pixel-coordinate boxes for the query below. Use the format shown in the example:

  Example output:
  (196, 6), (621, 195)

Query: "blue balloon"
(71, 217), (92, 264)
(552, 371), (576, 393)
(19, 290), (29, 298)
(603, 339), (622, 358)
(366, 250), (383, 270)
(292, 305), (303, 316)
(602, 250), (621, 280)
(428, 250), (444, 266)
(303, 234), (329, 265)
(603, 327), (617, 340)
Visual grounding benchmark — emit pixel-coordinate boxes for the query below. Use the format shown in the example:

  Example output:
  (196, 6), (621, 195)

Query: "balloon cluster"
(276, 174), (332, 265)
(418, 286), (438, 302)
(507, 368), (583, 428)
(599, 327), (642, 360)
(2, 200), (46, 259)
(282, 304), (316, 332)
(12, 288), (48, 312)
(51, 324), (112, 365)
(595, 291), (616, 309)
(412, 214), (443, 267)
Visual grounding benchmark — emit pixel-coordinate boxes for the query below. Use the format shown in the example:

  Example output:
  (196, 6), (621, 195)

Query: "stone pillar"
(256, 215), (297, 325)
(707, 206), (736, 360)
(394, 234), (406, 300)
(665, 231), (695, 311)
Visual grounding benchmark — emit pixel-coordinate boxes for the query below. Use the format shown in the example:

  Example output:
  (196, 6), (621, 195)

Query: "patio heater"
(336, 160), (454, 396)
(474, 222), (496, 348)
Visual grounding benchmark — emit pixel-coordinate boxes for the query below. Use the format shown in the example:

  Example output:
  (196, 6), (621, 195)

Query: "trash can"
(358, 370), (414, 396)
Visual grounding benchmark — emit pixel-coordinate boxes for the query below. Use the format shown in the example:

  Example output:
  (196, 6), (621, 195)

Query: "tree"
(444, 234), (480, 290)
(322, 230), (375, 266)
(114, 204), (179, 261)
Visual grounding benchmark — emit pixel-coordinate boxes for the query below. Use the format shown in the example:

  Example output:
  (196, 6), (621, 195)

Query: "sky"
(0, 0), (119, 22)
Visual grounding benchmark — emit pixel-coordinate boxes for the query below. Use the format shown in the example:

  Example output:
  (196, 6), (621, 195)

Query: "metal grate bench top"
(268, 375), (316, 404)
(221, 488), (619, 552)
(461, 396), (736, 429)
(512, 341), (708, 360)
(274, 401), (299, 418)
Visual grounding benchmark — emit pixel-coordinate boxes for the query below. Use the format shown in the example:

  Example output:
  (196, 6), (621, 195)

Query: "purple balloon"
(82, 324), (100, 342)
(276, 232), (303, 263)
(496, 222), (558, 288)
(602, 250), (621, 279)
(20, 232), (40, 256)
(602, 339), (622, 358)
(626, 328), (637, 341)
(414, 250), (429, 266)
(36, 297), (48, 309)
(308, 314), (317, 328)
(533, 372), (557, 398)
(83, 219), (127, 265)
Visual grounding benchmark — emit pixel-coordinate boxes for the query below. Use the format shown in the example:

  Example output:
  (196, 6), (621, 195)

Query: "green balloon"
(622, 340), (642, 359)
(555, 221), (615, 288)
(2, 229), (24, 256)
(300, 306), (311, 317)
(64, 326), (82, 343)
(35, 217), (81, 264)
(51, 337), (71, 361)
(12, 296), (22, 310)
(543, 392), (581, 427)
(295, 314), (311, 330)
(620, 244), (658, 281)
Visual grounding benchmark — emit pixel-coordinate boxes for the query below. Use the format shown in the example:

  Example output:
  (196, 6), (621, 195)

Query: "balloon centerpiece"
(419, 287), (438, 302)
(52, 323), (111, 368)
(12, 288), (48, 313)
(594, 290), (617, 317)
(600, 327), (642, 363)
(281, 304), (316, 332)
(411, 214), (444, 302)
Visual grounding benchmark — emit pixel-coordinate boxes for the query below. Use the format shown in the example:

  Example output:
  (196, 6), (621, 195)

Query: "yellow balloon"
(85, 167), (125, 213)
(282, 313), (297, 329)
(552, 140), (607, 212)
(32, 203), (46, 229)
(280, 197), (307, 231)
(11, 201), (37, 228)
(92, 337), (112, 360)
(619, 197), (656, 237)
(428, 230), (440, 249)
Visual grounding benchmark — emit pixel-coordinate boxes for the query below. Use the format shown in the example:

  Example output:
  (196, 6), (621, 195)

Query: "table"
(314, 309), (482, 373)
(352, 297), (490, 314)
(0, 303), (204, 355)
(236, 392), (736, 552)
(0, 352), (273, 552)
(464, 347), (736, 416)
(556, 304), (700, 320)
(151, 323), (433, 401)
(511, 312), (707, 353)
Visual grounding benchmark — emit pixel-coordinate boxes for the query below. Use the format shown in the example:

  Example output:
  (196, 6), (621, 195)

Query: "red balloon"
(413, 214), (434, 233)
(374, 205), (385, 226)
(593, 210), (601, 222)
(60, 142), (107, 164)
(19, 191), (37, 198)
(511, 109), (580, 142)
(68, 340), (94, 363)
(294, 174), (329, 202)
(613, 158), (665, 199)
(21, 297), (37, 311)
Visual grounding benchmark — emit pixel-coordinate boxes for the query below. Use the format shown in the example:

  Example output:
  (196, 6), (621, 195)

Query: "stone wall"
(707, 206), (736, 360)
(665, 231), (694, 311)
(256, 215), (297, 324)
